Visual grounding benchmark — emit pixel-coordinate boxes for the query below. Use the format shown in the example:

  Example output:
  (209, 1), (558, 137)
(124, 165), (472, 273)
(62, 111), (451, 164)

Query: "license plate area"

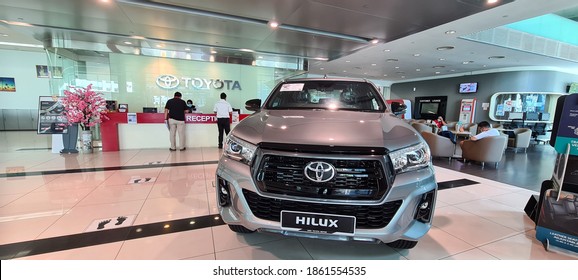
(280, 210), (356, 236)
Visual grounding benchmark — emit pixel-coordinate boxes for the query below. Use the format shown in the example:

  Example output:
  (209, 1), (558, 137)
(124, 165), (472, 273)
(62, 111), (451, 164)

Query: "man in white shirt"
(460, 121), (500, 147)
(213, 92), (233, 149)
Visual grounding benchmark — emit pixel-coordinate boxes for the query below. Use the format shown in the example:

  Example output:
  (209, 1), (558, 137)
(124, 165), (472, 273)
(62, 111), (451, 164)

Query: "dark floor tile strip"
(16, 146), (103, 151)
(0, 214), (225, 259)
(0, 160), (219, 178)
(437, 179), (479, 190)
(0, 179), (477, 259)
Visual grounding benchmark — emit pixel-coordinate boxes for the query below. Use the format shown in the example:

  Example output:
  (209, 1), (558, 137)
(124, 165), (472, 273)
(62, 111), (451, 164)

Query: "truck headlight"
(389, 142), (431, 174)
(223, 135), (256, 164)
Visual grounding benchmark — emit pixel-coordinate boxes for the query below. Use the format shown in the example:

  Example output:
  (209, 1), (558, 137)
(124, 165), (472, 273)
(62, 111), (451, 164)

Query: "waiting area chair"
(421, 131), (455, 161)
(461, 135), (508, 168)
(507, 128), (532, 153)
(411, 122), (433, 134)
(461, 123), (478, 135)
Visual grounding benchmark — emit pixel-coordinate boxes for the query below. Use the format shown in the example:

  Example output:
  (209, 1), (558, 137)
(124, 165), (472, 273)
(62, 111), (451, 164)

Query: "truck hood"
(232, 110), (420, 152)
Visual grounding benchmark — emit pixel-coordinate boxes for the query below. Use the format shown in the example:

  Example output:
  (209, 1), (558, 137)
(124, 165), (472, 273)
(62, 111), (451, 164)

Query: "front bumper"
(216, 156), (437, 243)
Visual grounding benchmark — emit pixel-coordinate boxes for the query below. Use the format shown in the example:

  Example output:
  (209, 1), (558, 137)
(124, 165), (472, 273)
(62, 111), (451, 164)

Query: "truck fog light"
(217, 177), (232, 207)
(415, 190), (436, 223)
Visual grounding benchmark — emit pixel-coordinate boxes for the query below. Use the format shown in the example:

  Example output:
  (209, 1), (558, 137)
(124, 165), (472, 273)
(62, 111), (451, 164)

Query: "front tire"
(228, 224), (255, 233)
(387, 240), (418, 249)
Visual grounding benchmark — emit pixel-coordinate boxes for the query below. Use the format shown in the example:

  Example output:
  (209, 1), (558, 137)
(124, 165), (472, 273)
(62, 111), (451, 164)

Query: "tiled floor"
(0, 131), (576, 260)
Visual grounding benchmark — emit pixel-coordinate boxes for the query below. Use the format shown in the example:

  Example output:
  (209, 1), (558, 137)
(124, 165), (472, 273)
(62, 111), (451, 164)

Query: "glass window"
(489, 92), (563, 122)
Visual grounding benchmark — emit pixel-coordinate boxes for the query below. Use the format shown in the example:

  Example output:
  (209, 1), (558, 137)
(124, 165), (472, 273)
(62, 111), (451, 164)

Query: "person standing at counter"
(164, 91), (188, 151)
(213, 92), (233, 149)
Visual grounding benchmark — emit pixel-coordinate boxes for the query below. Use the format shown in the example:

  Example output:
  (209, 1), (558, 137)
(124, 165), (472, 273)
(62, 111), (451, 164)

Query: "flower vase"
(61, 124), (79, 154)
(81, 129), (93, 153)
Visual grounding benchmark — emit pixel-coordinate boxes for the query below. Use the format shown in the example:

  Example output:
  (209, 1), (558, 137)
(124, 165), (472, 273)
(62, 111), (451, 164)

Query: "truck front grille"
(242, 189), (401, 229)
(255, 155), (389, 200)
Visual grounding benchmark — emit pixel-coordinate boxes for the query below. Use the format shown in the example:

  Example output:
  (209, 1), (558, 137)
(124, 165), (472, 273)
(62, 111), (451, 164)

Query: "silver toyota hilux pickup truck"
(216, 78), (437, 249)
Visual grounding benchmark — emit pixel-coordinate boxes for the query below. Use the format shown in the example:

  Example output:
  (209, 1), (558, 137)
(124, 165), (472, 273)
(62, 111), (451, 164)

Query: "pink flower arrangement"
(61, 84), (109, 130)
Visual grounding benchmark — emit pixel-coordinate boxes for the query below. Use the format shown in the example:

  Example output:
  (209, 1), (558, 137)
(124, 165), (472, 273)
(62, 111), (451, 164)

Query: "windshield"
(264, 81), (386, 112)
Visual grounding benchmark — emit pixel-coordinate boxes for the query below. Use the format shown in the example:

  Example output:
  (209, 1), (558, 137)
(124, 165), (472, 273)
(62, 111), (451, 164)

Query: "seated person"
(186, 99), (197, 113)
(433, 116), (456, 144)
(460, 121), (500, 146)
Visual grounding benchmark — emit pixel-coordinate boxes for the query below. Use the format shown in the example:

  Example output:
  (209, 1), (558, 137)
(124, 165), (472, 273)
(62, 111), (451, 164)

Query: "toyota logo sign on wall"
(304, 162), (336, 183)
(156, 74), (180, 89)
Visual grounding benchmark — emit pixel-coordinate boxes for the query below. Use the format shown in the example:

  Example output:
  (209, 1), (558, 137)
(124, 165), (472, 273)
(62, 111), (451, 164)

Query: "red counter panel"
(101, 113), (249, 152)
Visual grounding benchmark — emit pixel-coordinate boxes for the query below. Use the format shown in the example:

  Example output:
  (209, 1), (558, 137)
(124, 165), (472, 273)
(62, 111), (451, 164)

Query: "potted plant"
(60, 84), (108, 153)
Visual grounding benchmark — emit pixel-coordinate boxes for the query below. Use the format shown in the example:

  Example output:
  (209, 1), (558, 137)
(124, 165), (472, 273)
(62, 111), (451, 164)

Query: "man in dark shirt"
(164, 91), (188, 151)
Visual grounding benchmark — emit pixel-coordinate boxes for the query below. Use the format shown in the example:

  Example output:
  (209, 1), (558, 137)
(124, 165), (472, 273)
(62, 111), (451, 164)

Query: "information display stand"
(533, 93), (578, 256)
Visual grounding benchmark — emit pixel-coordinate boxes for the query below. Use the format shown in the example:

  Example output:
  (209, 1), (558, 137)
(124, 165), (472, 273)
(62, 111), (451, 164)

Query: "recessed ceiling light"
(413, 54), (420, 57)
(386, 58), (398, 62)
(488, 55), (506, 59)
(268, 21), (279, 28)
(258, 56), (263, 59)
(184, 47), (191, 51)
(445, 30), (456, 35)
(342, 70), (347, 72)
(383, 74), (388, 76)
(370, 39), (379, 44)
(346, 60), (351, 63)
(433, 65), (445, 69)
(416, 69), (421, 71)
(124, 41), (132, 45)
(436, 46), (454, 51)
(439, 58), (446, 61)
(462, 61), (474, 64)
(383, 49), (391, 52)
(401, 76), (405, 78)
(435, 72), (441, 74)
(210, 50), (217, 54)
(395, 66), (400, 69)
(371, 63), (377, 66)
(320, 67), (324, 70)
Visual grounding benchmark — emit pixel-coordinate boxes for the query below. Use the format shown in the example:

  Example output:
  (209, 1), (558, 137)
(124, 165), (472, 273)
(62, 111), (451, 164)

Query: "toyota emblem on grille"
(156, 74), (180, 89)
(304, 162), (336, 183)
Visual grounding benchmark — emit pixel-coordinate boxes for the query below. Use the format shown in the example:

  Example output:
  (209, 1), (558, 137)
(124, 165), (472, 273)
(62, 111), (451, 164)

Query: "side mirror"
(245, 99), (262, 112)
(390, 101), (407, 116)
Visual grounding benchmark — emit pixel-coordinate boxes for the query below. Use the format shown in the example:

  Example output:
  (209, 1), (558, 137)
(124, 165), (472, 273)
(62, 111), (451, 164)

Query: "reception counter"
(101, 112), (249, 151)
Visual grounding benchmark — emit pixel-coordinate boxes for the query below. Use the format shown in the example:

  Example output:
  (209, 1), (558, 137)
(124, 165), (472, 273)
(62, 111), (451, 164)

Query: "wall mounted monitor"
(143, 107), (158, 113)
(420, 103), (439, 115)
(524, 112), (539, 121)
(508, 112), (524, 120)
(459, 82), (478, 93)
(539, 113), (550, 121)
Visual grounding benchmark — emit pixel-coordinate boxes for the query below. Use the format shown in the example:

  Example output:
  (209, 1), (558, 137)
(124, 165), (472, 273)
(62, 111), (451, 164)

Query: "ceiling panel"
(0, 0), (576, 82)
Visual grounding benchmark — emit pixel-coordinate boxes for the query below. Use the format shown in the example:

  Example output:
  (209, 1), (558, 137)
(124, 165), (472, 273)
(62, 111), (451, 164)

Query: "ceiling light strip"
(279, 24), (370, 43)
(0, 41), (44, 48)
(116, 0), (265, 25)
(116, 0), (371, 43)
